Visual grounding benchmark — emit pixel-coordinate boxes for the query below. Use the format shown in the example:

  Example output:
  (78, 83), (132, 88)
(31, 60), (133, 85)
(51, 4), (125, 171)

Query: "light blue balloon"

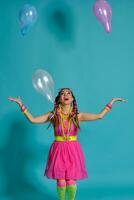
(19, 4), (37, 36)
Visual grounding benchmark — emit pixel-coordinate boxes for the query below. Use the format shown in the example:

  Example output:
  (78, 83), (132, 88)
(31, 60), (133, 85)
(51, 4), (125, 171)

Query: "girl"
(8, 88), (127, 200)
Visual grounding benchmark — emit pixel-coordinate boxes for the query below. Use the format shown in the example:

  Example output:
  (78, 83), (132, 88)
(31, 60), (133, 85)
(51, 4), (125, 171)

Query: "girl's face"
(59, 89), (74, 105)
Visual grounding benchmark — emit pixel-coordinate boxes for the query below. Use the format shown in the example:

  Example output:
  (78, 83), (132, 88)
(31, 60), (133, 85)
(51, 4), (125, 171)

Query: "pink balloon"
(93, 0), (112, 33)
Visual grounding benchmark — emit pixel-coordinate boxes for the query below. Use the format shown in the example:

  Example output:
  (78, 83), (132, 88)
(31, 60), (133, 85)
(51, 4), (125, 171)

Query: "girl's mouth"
(64, 98), (69, 101)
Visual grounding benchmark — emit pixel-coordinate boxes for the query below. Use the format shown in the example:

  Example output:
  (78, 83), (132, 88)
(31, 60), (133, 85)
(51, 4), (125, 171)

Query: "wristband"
(105, 107), (110, 111)
(23, 109), (28, 114)
(20, 104), (27, 112)
(106, 103), (112, 109)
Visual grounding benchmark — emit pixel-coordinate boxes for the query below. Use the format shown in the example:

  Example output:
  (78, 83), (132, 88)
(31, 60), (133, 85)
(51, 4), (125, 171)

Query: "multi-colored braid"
(72, 98), (80, 129)
(47, 99), (59, 129)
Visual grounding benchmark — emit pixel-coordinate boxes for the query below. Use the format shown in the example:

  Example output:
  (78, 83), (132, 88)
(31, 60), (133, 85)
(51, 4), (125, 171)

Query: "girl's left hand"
(111, 98), (128, 104)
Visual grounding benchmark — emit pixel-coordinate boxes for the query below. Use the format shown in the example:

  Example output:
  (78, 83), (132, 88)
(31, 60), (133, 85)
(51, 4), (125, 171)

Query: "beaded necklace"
(59, 106), (73, 138)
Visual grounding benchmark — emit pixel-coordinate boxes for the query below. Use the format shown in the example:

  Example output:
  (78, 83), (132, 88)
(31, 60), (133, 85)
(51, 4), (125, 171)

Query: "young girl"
(8, 88), (127, 200)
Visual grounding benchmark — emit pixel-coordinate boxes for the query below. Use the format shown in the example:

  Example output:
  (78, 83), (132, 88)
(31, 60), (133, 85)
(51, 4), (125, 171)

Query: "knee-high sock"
(57, 180), (66, 200)
(66, 180), (77, 200)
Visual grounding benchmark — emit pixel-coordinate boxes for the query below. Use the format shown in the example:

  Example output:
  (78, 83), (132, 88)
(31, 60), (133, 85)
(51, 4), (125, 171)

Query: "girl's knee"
(66, 179), (76, 185)
(57, 179), (66, 187)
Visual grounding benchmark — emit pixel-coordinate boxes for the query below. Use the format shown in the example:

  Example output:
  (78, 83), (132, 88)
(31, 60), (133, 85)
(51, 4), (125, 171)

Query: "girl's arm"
(22, 110), (52, 123)
(78, 98), (128, 122)
(8, 96), (52, 123)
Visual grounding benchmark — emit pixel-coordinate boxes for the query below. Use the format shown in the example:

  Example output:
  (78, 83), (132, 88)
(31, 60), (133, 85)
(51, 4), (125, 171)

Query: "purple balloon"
(93, 0), (112, 33)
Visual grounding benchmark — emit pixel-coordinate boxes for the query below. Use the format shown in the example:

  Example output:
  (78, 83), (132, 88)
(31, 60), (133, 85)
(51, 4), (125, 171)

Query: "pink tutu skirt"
(44, 140), (88, 180)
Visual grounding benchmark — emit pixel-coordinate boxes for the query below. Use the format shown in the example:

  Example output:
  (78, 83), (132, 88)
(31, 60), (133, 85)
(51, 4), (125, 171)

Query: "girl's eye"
(60, 90), (71, 95)
(67, 92), (71, 95)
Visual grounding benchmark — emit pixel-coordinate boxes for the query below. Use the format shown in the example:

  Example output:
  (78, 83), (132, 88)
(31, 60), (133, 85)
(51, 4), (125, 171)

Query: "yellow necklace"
(59, 106), (73, 138)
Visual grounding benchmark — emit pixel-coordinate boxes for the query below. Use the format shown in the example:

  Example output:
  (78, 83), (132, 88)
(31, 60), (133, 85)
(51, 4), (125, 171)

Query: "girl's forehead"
(60, 89), (72, 93)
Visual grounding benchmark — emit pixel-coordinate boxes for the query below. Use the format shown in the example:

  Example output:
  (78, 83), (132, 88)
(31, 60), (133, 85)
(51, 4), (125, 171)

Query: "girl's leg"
(66, 179), (77, 200)
(57, 179), (66, 200)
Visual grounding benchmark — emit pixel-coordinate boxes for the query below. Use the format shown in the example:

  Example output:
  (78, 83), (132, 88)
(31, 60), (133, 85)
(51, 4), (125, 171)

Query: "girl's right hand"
(8, 96), (22, 106)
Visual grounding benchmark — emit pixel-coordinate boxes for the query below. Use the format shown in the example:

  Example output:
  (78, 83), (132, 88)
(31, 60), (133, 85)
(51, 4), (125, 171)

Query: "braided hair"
(48, 88), (80, 130)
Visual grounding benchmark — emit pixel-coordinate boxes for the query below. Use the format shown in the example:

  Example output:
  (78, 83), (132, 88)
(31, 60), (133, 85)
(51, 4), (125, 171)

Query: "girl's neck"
(60, 104), (72, 114)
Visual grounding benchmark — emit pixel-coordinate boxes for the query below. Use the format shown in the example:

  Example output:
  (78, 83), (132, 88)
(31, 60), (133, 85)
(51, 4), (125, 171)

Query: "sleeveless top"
(54, 120), (78, 137)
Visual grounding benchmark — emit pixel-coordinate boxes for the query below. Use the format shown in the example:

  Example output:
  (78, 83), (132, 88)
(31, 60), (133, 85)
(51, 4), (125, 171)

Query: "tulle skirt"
(44, 140), (88, 180)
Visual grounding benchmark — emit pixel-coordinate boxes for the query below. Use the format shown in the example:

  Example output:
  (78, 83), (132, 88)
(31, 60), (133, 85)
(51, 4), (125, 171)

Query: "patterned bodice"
(54, 120), (78, 136)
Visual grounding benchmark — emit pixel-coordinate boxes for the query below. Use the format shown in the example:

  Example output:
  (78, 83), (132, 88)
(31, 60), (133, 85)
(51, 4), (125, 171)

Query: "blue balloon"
(19, 4), (37, 36)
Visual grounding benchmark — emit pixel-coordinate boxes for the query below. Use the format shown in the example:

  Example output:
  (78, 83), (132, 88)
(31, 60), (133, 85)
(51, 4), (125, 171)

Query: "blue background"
(0, 0), (133, 199)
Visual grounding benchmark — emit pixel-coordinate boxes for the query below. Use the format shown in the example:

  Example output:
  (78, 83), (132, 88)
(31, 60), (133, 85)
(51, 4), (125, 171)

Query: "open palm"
(8, 96), (22, 105)
(112, 98), (128, 103)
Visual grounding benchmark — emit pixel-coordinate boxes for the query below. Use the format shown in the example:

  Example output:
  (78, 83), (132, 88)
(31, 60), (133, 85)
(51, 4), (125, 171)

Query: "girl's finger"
(118, 99), (128, 102)
(8, 97), (17, 102)
(122, 99), (128, 102)
(8, 97), (13, 101)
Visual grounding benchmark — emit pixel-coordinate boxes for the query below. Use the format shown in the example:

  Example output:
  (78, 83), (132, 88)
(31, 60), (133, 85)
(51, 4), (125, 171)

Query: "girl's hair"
(48, 88), (80, 130)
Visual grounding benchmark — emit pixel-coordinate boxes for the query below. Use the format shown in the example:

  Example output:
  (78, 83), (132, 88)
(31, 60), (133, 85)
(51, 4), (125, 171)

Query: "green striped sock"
(57, 186), (66, 200)
(66, 185), (77, 200)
